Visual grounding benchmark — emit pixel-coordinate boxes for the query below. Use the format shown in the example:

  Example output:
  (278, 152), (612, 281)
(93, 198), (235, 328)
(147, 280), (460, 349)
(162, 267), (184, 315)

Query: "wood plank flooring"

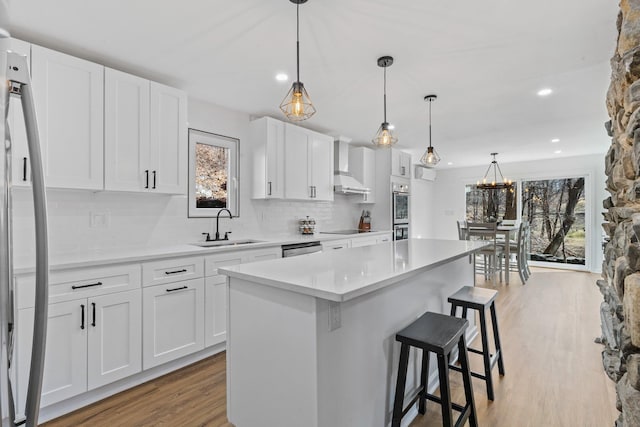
(43, 268), (617, 427)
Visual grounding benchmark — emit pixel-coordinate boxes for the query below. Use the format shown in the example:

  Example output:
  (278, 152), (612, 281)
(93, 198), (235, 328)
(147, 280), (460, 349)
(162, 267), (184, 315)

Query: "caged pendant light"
(420, 94), (441, 167)
(372, 56), (397, 147)
(280, 0), (316, 121)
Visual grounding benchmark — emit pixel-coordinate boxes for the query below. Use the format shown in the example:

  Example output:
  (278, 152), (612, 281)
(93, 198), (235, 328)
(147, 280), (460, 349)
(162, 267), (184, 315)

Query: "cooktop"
(319, 229), (375, 235)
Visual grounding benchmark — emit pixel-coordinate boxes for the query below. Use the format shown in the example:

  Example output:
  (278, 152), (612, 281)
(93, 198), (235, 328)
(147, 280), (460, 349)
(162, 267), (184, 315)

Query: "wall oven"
(392, 182), (410, 240)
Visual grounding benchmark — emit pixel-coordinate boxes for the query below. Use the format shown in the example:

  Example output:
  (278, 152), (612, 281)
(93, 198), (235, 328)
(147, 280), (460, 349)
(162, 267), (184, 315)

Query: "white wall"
(429, 153), (606, 272)
(11, 99), (365, 261)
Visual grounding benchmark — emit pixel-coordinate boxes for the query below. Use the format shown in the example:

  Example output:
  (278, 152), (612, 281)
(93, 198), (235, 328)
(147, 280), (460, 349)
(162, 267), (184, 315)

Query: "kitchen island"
(219, 238), (488, 427)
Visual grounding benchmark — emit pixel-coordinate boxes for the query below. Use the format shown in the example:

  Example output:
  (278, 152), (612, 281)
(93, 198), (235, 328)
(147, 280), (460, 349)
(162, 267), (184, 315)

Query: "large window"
(465, 184), (517, 222)
(188, 129), (239, 217)
(521, 177), (586, 266)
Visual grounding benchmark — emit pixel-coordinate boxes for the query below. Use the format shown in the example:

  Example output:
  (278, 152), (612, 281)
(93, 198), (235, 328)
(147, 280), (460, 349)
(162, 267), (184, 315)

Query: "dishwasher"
(281, 241), (322, 257)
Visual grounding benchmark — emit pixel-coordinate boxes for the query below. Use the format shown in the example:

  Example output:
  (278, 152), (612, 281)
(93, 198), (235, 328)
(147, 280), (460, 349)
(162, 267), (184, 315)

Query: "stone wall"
(602, 1), (640, 425)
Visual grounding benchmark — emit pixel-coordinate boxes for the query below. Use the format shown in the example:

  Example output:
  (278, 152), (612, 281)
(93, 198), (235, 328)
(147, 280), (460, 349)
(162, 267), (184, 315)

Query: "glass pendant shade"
(419, 94), (440, 166)
(420, 146), (441, 166)
(280, 81), (316, 121)
(372, 122), (397, 147)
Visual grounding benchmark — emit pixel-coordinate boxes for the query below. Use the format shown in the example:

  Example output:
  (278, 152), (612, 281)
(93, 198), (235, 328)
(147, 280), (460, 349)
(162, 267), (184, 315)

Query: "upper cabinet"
(391, 149), (412, 178)
(7, 38), (31, 187)
(283, 123), (333, 201)
(104, 68), (150, 192)
(149, 82), (187, 194)
(32, 45), (104, 190)
(250, 117), (285, 199)
(104, 72), (186, 194)
(250, 117), (333, 202)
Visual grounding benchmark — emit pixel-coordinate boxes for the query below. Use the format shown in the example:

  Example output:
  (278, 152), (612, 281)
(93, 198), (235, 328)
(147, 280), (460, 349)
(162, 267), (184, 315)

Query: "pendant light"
(372, 56), (397, 147)
(476, 153), (513, 189)
(420, 94), (441, 167)
(280, 0), (316, 121)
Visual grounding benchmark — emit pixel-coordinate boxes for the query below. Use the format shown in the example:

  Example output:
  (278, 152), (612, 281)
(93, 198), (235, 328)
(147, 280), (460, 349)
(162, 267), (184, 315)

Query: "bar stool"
(448, 286), (505, 401)
(392, 312), (477, 427)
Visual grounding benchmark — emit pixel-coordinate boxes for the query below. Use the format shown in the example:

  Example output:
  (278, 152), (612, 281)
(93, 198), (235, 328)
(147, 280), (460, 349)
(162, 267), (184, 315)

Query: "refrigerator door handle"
(8, 51), (49, 427)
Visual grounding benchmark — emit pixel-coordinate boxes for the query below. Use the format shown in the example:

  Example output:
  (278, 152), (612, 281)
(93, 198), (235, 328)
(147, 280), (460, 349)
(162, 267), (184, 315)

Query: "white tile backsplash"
(11, 189), (365, 260)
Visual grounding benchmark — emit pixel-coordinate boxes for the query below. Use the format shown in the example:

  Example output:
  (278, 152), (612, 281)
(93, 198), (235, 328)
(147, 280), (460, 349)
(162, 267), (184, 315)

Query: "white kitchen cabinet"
(149, 81), (187, 194)
(283, 123), (333, 201)
(142, 278), (205, 369)
(203, 247), (282, 347)
(104, 68), (150, 192)
(350, 235), (379, 248)
(350, 146), (376, 203)
(31, 44), (104, 190)
(87, 290), (142, 390)
(142, 256), (204, 287)
(16, 289), (143, 411)
(376, 233), (392, 244)
(322, 239), (351, 251)
(391, 149), (412, 178)
(250, 117), (285, 199)
(7, 38), (32, 187)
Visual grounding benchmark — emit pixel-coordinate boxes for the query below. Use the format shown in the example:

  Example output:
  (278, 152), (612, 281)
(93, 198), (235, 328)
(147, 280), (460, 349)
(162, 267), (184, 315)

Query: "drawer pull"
(71, 281), (103, 290)
(164, 269), (187, 275)
(333, 246), (343, 250)
(166, 286), (188, 293)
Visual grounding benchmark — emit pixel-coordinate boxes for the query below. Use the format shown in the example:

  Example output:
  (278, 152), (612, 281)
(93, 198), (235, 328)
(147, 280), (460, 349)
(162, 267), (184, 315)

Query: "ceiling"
(9, 0), (619, 168)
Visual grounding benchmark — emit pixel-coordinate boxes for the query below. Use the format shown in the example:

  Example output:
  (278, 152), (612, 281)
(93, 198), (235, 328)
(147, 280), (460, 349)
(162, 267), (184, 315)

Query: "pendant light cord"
(296, 3), (300, 83)
(428, 97), (432, 148)
(383, 66), (387, 123)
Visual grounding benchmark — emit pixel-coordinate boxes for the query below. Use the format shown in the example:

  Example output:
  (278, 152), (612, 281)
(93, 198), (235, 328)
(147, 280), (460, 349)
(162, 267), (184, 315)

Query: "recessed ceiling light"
(275, 73), (288, 82)
(447, 162), (453, 165)
(551, 138), (560, 143)
(537, 88), (553, 97)
(388, 124), (395, 130)
(554, 150), (562, 154)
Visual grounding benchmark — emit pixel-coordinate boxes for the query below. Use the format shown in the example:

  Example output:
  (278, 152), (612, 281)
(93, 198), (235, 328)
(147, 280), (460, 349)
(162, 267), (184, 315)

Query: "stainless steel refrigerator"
(1, 9), (50, 427)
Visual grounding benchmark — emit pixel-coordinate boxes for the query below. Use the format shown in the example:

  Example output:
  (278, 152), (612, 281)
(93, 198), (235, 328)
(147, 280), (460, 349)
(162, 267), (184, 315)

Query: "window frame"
(187, 128), (239, 218)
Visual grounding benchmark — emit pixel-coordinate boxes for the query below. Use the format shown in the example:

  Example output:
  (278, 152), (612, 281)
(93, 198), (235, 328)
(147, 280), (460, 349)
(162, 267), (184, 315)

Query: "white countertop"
(219, 238), (488, 302)
(13, 230), (392, 274)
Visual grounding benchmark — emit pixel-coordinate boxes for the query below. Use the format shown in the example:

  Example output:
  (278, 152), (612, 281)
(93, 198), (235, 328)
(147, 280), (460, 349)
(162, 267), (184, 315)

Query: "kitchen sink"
(191, 239), (265, 248)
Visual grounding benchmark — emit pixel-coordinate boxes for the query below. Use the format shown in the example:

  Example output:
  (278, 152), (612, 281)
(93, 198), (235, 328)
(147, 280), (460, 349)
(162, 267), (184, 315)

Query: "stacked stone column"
(602, 1), (640, 425)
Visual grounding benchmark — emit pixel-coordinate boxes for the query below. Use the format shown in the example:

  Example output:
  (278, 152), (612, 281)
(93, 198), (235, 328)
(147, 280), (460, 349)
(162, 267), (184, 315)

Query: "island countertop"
(219, 238), (488, 302)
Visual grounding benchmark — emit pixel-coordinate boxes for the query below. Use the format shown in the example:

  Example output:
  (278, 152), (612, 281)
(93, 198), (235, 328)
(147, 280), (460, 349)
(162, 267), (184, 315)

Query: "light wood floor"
(43, 268), (617, 427)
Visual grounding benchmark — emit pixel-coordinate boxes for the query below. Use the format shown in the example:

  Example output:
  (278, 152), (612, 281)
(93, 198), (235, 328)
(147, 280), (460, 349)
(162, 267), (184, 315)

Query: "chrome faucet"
(214, 208), (233, 241)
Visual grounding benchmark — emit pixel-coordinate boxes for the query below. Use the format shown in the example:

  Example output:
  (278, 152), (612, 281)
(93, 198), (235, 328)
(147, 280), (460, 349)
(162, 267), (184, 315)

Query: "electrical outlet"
(329, 301), (341, 331)
(90, 211), (110, 228)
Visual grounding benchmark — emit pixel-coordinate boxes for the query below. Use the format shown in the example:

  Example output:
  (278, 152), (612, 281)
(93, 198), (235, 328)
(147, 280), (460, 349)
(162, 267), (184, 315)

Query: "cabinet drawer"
(16, 264), (141, 309)
(142, 256), (204, 287)
(205, 253), (243, 277)
(244, 247), (282, 263)
(322, 239), (351, 251)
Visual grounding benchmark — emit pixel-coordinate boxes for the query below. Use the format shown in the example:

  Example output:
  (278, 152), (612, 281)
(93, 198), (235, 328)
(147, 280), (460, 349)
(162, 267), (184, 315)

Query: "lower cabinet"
(142, 278), (205, 369)
(17, 290), (142, 411)
(205, 275), (227, 347)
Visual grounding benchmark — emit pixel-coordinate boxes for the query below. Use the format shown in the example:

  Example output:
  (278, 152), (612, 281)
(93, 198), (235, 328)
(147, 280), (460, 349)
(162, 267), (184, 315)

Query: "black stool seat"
(448, 286), (497, 309)
(392, 311), (477, 427)
(396, 312), (468, 354)
(449, 286), (505, 401)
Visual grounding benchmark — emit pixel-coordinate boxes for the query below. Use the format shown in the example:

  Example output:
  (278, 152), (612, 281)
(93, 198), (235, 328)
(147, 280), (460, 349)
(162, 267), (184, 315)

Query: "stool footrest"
(449, 364), (487, 381)
(397, 389), (425, 419)
(468, 347), (483, 355)
(424, 393), (466, 413)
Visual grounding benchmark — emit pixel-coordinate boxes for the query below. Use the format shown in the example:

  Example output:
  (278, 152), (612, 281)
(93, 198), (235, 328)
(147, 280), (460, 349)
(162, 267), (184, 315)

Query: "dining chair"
(466, 222), (502, 282)
(500, 222), (529, 285)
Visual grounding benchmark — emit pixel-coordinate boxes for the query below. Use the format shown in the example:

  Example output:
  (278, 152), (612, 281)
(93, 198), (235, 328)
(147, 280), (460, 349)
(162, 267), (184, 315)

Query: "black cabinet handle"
(164, 269), (187, 275)
(80, 304), (85, 330)
(145, 170), (149, 189)
(152, 170), (156, 189)
(22, 157), (27, 181)
(71, 281), (103, 290)
(268, 181), (272, 196)
(91, 302), (96, 327)
(166, 285), (188, 293)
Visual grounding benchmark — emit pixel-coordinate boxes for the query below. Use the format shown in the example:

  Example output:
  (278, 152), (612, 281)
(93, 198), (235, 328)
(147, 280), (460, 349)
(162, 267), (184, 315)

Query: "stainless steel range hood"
(333, 137), (370, 195)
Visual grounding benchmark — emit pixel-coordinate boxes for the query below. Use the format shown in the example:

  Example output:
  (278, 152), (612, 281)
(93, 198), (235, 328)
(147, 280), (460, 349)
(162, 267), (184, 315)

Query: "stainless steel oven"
(392, 182), (410, 240)
(394, 224), (409, 241)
